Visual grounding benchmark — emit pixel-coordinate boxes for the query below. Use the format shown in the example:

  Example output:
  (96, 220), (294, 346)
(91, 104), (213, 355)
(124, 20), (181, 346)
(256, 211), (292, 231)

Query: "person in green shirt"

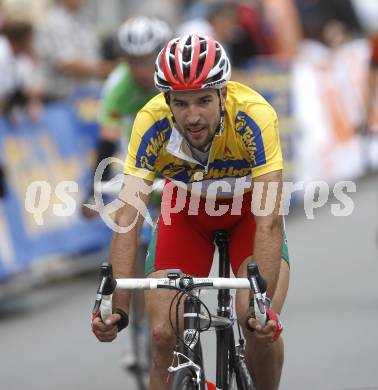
(82, 16), (171, 217)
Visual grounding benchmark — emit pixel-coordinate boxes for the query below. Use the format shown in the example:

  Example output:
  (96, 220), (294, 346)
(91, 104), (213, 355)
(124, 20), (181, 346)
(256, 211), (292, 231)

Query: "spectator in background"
(231, 1), (276, 66)
(0, 17), (41, 119)
(0, 15), (43, 198)
(295, 0), (377, 134)
(367, 34), (378, 133)
(82, 16), (172, 214)
(36, 0), (116, 101)
(178, 0), (277, 68)
(294, 0), (363, 47)
(351, 0), (378, 133)
(261, 0), (302, 61)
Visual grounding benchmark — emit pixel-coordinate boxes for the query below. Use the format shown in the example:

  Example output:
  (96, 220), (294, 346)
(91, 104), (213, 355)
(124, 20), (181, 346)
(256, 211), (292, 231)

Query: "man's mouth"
(187, 126), (206, 134)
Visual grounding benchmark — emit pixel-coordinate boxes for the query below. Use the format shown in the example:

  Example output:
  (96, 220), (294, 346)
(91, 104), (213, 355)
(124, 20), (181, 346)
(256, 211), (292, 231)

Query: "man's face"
(170, 88), (225, 150)
(127, 54), (156, 90)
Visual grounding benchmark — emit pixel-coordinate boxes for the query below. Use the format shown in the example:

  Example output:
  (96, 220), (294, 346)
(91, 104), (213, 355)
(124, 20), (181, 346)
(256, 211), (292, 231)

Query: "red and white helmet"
(154, 35), (231, 92)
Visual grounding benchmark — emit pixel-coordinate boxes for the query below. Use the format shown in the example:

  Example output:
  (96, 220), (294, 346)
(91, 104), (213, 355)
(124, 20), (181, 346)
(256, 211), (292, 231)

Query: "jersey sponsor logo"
(136, 118), (172, 170)
(235, 111), (266, 167)
(160, 159), (251, 183)
(161, 163), (199, 182)
(161, 164), (190, 180)
(205, 164), (250, 180)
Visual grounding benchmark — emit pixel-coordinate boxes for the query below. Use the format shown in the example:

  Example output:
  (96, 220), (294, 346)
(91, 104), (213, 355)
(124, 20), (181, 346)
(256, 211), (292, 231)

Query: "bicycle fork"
(168, 294), (206, 388)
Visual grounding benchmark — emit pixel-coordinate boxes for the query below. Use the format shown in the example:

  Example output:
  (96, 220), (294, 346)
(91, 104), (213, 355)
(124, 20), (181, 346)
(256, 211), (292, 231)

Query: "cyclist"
(92, 35), (290, 390)
(82, 15), (171, 216)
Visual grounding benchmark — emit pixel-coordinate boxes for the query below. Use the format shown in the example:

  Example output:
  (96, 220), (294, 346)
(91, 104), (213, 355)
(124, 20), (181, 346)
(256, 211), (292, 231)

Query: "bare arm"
(92, 175), (152, 341)
(252, 169), (283, 299)
(110, 175), (152, 313)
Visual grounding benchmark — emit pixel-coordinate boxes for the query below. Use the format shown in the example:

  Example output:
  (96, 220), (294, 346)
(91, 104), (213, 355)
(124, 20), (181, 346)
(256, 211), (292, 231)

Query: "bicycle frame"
(169, 230), (253, 390)
(215, 230), (237, 388)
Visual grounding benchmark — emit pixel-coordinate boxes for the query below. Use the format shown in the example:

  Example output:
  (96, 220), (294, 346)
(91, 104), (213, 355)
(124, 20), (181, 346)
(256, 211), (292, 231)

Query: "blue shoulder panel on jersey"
(135, 117), (172, 170)
(235, 111), (266, 167)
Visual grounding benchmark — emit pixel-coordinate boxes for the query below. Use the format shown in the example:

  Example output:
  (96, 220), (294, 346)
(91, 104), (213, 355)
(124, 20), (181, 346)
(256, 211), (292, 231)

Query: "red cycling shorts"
(145, 183), (256, 277)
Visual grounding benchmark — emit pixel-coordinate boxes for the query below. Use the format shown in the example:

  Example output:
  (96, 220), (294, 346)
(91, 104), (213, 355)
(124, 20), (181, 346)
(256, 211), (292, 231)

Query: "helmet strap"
(164, 92), (170, 105)
(216, 89), (225, 135)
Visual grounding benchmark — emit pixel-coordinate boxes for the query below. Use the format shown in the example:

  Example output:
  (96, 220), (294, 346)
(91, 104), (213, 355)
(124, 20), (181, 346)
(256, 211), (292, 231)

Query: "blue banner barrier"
(0, 95), (112, 281)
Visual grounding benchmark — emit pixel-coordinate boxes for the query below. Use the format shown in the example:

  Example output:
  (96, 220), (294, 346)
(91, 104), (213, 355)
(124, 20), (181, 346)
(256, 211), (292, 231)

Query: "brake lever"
(247, 262), (267, 326)
(92, 262), (117, 320)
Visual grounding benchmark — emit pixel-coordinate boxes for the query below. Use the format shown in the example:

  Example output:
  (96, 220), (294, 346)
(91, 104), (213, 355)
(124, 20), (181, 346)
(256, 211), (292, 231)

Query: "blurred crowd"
(0, 0), (377, 199)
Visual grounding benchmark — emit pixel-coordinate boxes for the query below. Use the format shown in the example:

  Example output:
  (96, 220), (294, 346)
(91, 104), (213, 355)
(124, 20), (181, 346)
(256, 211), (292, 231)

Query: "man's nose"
(186, 104), (200, 124)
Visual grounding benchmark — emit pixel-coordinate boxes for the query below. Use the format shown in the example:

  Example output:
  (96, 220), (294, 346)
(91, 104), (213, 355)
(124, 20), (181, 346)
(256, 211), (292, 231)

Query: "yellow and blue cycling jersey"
(124, 81), (283, 198)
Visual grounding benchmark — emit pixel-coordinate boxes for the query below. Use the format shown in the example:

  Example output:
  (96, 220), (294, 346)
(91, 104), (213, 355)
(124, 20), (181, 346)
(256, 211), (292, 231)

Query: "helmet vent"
(197, 54), (206, 78)
(182, 45), (192, 62)
(206, 70), (223, 84)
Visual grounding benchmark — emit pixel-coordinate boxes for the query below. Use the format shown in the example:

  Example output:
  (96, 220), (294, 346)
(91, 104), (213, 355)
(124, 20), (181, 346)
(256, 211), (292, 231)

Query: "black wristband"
(113, 308), (129, 332)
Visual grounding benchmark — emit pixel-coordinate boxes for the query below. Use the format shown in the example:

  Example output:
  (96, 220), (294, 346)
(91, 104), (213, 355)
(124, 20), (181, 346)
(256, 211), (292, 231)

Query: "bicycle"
(92, 230), (268, 389)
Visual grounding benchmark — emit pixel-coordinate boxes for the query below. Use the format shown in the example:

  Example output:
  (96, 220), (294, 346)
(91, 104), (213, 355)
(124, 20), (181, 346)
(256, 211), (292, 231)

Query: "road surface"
(0, 175), (377, 390)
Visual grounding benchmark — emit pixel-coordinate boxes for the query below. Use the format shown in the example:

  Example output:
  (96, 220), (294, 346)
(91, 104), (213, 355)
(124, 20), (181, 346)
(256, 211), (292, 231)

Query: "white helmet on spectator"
(118, 16), (172, 57)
